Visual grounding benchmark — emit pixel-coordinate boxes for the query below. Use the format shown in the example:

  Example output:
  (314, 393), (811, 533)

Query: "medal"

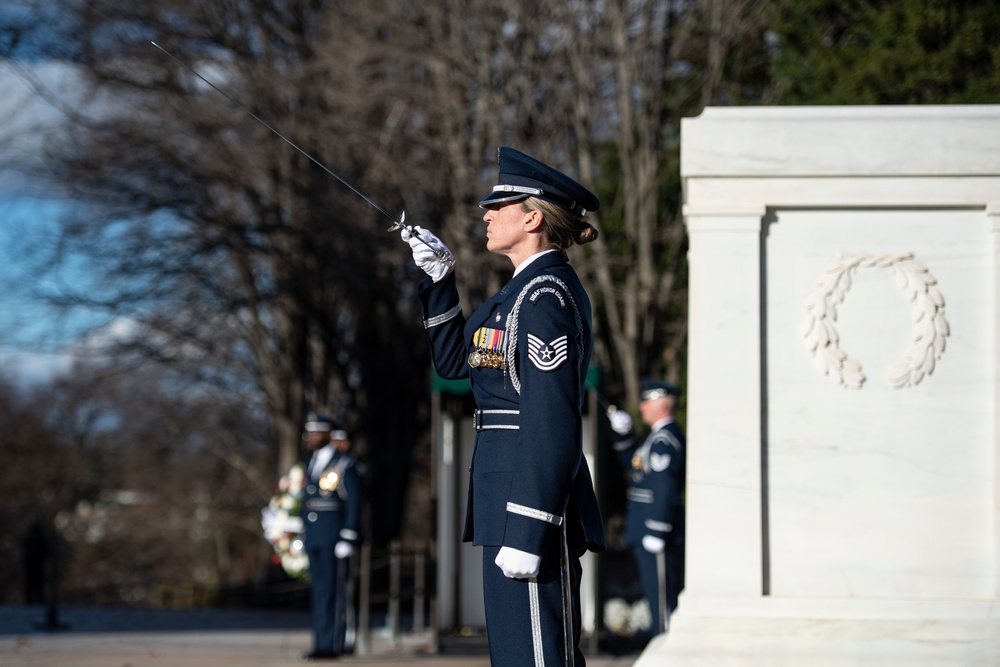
(470, 326), (508, 370)
(631, 454), (644, 482)
(319, 470), (340, 492)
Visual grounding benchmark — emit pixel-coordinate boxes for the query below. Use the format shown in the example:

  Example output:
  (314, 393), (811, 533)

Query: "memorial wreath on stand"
(261, 463), (309, 579)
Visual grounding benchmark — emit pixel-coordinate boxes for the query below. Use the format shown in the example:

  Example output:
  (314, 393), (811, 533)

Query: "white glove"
(642, 534), (666, 554)
(334, 541), (354, 559)
(401, 225), (455, 282)
(495, 546), (541, 579)
(608, 409), (633, 435)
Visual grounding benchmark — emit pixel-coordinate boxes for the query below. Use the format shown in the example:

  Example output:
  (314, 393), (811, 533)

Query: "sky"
(0, 195), (102, 383)
(0, 58), (103, 384)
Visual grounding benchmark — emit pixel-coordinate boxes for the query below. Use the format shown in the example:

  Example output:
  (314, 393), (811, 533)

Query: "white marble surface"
(685, 214), (764, 598)
(634, 613), (1000, 667)
(767, 208), (994, 600)
(670, 105), (1000, 666)
(681, 105), (1000, 177)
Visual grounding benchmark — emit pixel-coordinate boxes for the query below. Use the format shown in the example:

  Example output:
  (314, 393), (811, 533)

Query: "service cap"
(304, 413), (348, 440)
(478, 147), (599, 216)
(639, 380), (682, 402)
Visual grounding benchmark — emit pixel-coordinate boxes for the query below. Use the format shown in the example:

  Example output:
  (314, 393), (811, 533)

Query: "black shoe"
(300, 650), (339, 661)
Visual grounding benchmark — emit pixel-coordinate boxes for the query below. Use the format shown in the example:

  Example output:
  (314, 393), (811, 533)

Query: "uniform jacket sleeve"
(338, 457), (363, 544)
(612, 431), (639, 472)
(416, 273), (469, 380)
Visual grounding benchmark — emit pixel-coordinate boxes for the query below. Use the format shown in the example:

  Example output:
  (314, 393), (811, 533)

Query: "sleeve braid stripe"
(506, 501), (564, 526)
(424, 302), (463, 329)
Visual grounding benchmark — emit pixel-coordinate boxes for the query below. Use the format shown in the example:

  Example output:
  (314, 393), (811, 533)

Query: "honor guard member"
(300, 414), (361, 661)
(607, 381), (686, 638)
(402, 147), (606, 667)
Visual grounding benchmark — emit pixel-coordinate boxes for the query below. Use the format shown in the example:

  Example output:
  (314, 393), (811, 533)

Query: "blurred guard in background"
(300, 413), (361, 661)
(608, 380), (686, 640)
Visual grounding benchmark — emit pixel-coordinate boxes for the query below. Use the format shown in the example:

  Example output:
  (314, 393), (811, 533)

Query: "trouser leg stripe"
(560, 524), (574, 667)
(529, 578), (545, 667)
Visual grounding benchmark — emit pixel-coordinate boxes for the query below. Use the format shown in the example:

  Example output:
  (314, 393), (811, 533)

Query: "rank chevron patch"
(527, 333), (569, 371)
(650, 452), (671, 472)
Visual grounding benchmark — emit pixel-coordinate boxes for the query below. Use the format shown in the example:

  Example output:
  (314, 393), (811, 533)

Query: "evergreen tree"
(769, 0), (1000, 104)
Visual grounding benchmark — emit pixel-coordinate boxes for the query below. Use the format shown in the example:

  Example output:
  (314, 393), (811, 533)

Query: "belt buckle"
(474, 409), (483, 431)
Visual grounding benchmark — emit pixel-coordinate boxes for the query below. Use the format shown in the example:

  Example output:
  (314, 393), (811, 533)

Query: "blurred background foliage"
(0, 0), (997, 607)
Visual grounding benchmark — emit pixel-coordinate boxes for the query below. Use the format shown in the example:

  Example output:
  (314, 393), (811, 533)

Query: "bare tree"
(4, 1), (424, 476)
(0, 357), (275, 605)
(557, 0), (771, 408)
(3, 1), (775, 561)
(350, 0), (771, 410)
(0, 374), (64, 603)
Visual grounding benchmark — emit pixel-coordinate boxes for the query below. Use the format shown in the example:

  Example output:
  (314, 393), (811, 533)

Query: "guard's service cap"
(640, 380), (681, 402)
(478, 147), (599, 217)
(304, 413), (348, 440)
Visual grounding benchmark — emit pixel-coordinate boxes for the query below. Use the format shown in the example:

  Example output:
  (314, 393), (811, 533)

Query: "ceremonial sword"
(150, 41), (453, 263)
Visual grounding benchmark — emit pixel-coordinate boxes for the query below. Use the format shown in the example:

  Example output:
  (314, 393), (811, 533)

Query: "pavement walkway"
(0, 605), (638, 667)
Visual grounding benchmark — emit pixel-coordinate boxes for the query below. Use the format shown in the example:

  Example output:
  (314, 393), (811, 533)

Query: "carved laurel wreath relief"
(802, 253), (949, 389)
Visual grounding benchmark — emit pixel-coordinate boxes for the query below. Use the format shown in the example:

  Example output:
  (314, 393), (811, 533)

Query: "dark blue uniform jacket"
(614, 421), (685, 546)
(302, 449), (362, 549)
(417, 250), (605, 559)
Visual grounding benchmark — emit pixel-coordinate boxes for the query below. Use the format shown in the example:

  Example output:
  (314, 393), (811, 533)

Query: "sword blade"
(150, 41), (450, 260)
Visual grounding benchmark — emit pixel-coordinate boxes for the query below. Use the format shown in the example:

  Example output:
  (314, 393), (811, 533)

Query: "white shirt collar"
(309, 443), (334, 479)
(651, 417), (674, 432)
(513, 248), (558, 278)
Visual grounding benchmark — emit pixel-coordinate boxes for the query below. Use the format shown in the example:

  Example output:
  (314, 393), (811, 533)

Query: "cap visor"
(478, 190), (529, 209)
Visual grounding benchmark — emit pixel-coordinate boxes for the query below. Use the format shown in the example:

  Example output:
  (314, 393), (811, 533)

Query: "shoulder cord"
(638, 429), (682, 473)
(504, 275), (584, 396)
(331, 456), (353, 500)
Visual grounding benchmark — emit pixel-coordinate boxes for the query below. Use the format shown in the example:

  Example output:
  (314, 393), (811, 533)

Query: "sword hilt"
(391, 211), (455, 265)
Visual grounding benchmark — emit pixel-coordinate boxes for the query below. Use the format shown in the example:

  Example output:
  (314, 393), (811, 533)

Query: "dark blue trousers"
(632, 544), (680, 636)
(482, 545), (585, 667)
(307, 544), (347, 655)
